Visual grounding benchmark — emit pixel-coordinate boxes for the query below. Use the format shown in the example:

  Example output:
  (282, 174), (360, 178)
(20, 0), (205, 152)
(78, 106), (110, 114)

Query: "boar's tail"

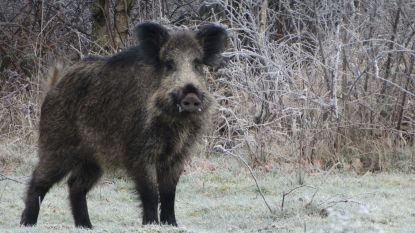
(46, 63), (64, 89)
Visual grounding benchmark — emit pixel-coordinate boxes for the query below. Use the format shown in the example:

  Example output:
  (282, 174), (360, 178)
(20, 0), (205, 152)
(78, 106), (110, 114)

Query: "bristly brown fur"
(20, 22), (228, 228)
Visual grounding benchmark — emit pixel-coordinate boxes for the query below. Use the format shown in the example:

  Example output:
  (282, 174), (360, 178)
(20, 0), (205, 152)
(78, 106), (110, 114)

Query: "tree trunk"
(114, 0), (134, 48)
(380, 0), (402, 97)
(91, 0), (108, 48)
(255, 0), (273, 124)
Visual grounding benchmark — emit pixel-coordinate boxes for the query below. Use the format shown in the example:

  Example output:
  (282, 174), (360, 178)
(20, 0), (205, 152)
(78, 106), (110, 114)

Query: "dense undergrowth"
(1, 0), (414, 174)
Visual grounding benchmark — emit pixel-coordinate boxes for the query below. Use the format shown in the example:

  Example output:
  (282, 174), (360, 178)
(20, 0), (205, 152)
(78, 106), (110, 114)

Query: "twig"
(319, 198), (362, 209)
(373, 67), (415, 97)
(0, 174), (24, 184)
(281, 185), (316, 212)
(307, 162), (340, 206)
(332, 24), (341, 119)
(318, 191), (375, 209)
(213, 145), (274, 214)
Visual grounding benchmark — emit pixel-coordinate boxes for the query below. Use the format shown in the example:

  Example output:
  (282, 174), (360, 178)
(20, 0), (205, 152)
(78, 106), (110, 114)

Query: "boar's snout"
(181, 93), (201, 112)
(174, 84), (204, 113)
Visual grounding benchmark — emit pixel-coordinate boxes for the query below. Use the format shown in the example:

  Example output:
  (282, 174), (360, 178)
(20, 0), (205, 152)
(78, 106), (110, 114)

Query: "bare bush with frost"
(0, 0), (414, 173)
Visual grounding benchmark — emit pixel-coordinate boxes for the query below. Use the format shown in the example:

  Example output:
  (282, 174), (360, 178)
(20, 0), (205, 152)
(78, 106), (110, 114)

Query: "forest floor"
(1, 141), (415, 232)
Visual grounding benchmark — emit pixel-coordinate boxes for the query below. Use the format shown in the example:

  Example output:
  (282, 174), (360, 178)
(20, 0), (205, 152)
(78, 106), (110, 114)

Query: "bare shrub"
(1, 0), (414, 174)
(202, 0), (415, 174)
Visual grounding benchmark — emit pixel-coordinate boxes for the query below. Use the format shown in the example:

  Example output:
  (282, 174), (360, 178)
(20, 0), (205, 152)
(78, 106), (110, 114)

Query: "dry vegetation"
(1, 0), (414, 174)
(1, 0), (415, 231)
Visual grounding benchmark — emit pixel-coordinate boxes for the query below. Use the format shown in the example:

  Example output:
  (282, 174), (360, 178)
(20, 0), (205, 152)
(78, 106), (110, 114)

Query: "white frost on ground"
(1, 150), (415, 232)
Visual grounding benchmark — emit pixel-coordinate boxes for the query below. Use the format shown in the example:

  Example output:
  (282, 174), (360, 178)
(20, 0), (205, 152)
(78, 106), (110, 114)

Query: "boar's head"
(135, 22), (228, 118)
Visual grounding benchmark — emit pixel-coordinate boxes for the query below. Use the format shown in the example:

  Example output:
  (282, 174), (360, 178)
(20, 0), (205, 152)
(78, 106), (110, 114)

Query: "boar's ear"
(196, 24), (228, 67)
(135, 22), (169, 62)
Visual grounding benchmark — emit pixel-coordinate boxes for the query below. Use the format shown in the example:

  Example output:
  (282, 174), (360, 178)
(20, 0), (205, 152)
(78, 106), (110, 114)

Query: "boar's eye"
(193, 58), (202, 72)
(165, 59), (176, 72)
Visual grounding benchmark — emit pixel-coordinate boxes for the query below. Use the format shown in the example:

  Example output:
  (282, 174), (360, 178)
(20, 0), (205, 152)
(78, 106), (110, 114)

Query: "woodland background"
(1, 1), (415, 232)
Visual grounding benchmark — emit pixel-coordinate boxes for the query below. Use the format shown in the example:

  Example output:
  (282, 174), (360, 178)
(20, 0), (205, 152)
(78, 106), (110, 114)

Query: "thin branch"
(307, 162), (340, 206)
(320, 198), (362, 209)
(281, 185), (316, 212)
(374, 59), (415, 97)
(0, 174), (24, 184)
(213, 145), (274, 214)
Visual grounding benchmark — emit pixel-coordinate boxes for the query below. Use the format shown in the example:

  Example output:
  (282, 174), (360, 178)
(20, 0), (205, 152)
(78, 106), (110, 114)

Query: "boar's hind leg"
(21, 158), (71, 226)
(157, 162), (183, 226)
(67, 159), (102, 228)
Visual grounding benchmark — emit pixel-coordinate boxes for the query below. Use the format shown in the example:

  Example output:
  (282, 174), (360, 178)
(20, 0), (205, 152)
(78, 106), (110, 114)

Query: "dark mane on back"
(106, 46), (147, 68)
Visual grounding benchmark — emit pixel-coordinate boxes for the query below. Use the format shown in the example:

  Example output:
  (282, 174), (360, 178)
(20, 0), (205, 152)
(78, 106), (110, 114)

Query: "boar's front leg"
(129, 160), (159, 225)
(157, 160), (184, 226)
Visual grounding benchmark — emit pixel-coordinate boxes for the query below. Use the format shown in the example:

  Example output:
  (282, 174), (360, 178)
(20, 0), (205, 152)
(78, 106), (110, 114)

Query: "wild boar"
(20, 22), (228, 228)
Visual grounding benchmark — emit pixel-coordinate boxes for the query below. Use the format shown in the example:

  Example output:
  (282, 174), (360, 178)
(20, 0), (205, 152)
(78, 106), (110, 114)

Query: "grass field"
(1, 142), (415, 233)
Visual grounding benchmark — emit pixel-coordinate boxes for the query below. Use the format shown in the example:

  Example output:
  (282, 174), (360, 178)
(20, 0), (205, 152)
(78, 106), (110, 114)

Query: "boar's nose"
(180, 93), (202, 112)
